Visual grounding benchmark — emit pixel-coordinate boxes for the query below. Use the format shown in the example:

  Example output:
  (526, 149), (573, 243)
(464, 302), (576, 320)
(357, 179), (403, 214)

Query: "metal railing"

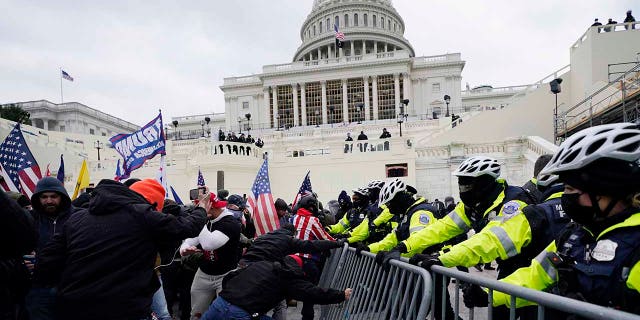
(429, 265), (640, 320)
(319, 245), (432, 320)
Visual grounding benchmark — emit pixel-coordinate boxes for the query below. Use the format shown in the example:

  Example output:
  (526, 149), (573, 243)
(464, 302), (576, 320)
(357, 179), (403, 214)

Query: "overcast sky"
(0, 0), (635, 125)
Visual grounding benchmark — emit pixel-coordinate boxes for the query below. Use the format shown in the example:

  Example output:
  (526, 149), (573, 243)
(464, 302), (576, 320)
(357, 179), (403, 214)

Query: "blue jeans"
(202, 297), (272, 320)
(25, 287), (57, 320)
(151, 278), (172, 320)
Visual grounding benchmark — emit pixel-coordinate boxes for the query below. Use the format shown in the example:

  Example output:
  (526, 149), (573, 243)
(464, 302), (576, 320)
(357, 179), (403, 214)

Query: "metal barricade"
(430, 265), (640, 320)
(318, 245), (432, 320)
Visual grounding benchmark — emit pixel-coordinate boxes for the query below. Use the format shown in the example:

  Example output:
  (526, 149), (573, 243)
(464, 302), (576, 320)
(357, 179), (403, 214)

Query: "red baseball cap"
(210, 192), (227, 208)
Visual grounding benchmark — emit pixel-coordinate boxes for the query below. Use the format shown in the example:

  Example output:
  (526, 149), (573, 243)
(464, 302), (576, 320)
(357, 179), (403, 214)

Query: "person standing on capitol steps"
(412, 171), (570, 320)
(377, 156), (536, 320)
(463, 123), (640, 317)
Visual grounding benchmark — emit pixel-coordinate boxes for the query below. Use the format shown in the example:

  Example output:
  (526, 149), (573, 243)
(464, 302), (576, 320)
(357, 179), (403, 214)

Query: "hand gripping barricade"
(318, 244), (640, 320)
(318, 243), (432, 320)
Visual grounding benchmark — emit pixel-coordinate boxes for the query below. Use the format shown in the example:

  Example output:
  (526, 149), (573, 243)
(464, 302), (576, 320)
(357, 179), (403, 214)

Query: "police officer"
(388, 156), (535, 319)
(465, 123), (640, 316)
(356, 179), (437, 263)
(327, 187), (369, 237)
(345, 180), (395, 245)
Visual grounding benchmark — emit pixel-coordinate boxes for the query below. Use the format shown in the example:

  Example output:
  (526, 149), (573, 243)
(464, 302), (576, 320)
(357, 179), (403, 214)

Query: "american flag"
(197, 168), (206, 187)
(334, 24), (344, 48)
(250, 159), (280, 236)
(0, 123), (42, 197)
(292, 171), (313, 207)
(61, 70), (74, 82)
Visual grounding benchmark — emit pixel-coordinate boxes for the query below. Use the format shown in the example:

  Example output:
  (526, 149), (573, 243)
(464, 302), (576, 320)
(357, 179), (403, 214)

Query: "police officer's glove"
(375, 250), (401, 269)
(408, 254), (431, 266)
(417, 253), (443, 271)
(333, 233), (349, 240)
(462, 284), (489, 308)
(334, 238), (347, 248)
(355, 243), (369, 257)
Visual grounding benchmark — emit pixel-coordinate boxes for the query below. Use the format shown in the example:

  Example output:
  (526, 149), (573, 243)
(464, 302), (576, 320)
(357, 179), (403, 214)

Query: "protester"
(604, 18), (618, 32)
(255, 138), (264, 148)
(180, 192), (241, 320)
(379, 128), (391, 139)
(201, 255), (352, 320)
(345, 133), (353, 141)
(335, 190), (352, 221)
(7, 190), (32, 209)
(274, 198), (293, 226)
(625, 10), (636, 29)
(591, 18), (602, 27)
(357, 131), (368, 140)
(35, 179), (207, 320)
(26, 177), (75, 320)
(0, 190), (36, 320)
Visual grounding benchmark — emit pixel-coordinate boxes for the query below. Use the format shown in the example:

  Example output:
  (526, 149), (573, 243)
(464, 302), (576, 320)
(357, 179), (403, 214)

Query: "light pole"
(172, 120), (179, 140)
(550, 78), (563, 144)
(245, 113), (251, 136)
(275, 114), (280, 131)
(397, 99), (410, 137)
(444, 95), (451, 117)
(200, 120), (205, 137)
(94, 140), (103, 161)
(204, 116), (211, 137)
(329, 106), (335, 128)
(356, 103), (364, 124)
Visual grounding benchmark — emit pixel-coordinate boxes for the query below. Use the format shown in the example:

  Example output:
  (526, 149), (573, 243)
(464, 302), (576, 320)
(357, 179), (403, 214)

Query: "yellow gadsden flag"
(72, 159), (90, 200)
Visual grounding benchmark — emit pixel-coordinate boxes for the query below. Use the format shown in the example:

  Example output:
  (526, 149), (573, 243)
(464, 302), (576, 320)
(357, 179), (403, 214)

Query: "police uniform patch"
(591, 239), (618, 261)
(500, 201), (521, 223)
(359, 214), (365, 219)
(419, 214), (430, 224)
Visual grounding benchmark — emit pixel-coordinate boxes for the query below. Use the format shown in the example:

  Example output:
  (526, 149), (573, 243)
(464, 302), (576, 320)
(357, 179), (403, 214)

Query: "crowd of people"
(2, 122), (640, 319)
(345, 128), (392, 142)
(217, 129), (264, 148)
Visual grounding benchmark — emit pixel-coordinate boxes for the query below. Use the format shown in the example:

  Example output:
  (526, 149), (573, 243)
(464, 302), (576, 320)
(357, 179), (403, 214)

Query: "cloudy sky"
(0, 0), (635, 125)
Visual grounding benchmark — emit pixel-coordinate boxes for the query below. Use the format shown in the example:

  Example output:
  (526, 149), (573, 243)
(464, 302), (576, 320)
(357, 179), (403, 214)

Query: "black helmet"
(297, 194), (319, 216)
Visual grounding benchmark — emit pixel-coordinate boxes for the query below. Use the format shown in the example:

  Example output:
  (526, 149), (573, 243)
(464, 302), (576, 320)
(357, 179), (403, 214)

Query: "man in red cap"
(35, 179), (207, 320)
(180, 191), (242, 320)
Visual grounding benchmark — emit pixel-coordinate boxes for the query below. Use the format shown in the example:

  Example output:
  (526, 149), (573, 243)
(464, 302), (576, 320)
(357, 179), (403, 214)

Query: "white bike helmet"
(378, 178), (406, 206)
(453, 156), (501, 178)
(536, 173), (559, 188)
(367, 180), (385, 191)
(540, 123), (640, 176)
(352, 187), (369, 197)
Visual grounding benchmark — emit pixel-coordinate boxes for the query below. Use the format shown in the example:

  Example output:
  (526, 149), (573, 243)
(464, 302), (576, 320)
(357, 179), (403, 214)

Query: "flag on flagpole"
(45, 164), (51, 177)
(56, 154), (65, 183)
(72, 159), (90, 200)
(250, 159), (280, 236)
(334, 24), (344, 48)
(170, 186), (184, 205)
(292, 171), (313, 207)
(110, 112), (165, 180)
(0, 123), (42, 197)
(114, 159), (122, 181)
(197, 168), (206, 187)
(61, 70), (74, 82)
(156, 155), (168, 198)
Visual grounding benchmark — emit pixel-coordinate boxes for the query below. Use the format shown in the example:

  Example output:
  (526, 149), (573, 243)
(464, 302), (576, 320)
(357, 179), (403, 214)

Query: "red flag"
(45, 163), (51, 177)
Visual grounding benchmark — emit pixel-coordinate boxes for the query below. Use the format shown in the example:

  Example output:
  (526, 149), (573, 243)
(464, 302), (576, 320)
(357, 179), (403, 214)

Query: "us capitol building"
(7, 0), (640, 202)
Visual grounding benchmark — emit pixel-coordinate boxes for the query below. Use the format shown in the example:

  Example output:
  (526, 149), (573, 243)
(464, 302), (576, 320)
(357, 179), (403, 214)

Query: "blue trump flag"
(170, 186), (184, 205)
(110, 113), (165, 180)
(56, 154), (65, 183)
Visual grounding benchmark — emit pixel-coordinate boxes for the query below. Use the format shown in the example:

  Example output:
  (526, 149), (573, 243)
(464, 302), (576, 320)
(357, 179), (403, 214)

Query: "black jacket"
(219, 258), (345, 316)
(241, 228), (339, 264)
(0, 190), (36, 319)
(36, 179), (206, 320)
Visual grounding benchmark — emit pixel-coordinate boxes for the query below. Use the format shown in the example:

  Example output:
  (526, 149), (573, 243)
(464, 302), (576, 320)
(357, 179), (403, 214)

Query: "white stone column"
(317, 48), (322, 60)
(362, 40), (366, 55)
(394, 73), (401, 117)
(321, 80), (328, 124)
(403, 73), (411, 113)
(328, 45), (333, 59)
(272, 86), (279, 129)
(363, 76), (370, 120)
(372, 76), (379, 120)
(43, 119), (49, 130)
(385, 43), (388, 52)
(350, 41), (355, 56)
(263, 87), (270, 128)
(342, 79), (349, 123)
(339, 46), (343, 58)
(374, 41), (378, 54)
(292, 84), (299, 126)
(301, 84), (307, 126)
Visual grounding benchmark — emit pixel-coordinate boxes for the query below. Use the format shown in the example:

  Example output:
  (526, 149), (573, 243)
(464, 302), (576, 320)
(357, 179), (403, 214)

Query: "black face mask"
(459, 177), (497, 208)
(561, 193), (596, 228)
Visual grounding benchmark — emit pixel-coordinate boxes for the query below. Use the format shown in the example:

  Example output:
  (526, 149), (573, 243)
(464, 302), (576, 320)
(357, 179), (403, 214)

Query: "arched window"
(373, 14), (377, 27)
(326, 18), (330, 31)
(319, 21), (323, 33)
(394, 23), (397, 32)
(335, 16), (339, 28)
(344, 14), (349, 27)
(381, 17), (384, 29)
(313, 25), (316, 36)
(364, 14), (368, 26)
(388, 19), (391, 30)
(354, 13), (358, 26)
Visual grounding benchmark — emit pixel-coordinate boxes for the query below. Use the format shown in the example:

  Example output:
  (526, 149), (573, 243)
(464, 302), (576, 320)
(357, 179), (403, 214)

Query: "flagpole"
(60, 67), (64, 103)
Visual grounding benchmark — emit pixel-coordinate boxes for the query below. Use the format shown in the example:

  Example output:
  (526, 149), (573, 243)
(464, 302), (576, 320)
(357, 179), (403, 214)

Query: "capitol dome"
(294, 0), (414, 61)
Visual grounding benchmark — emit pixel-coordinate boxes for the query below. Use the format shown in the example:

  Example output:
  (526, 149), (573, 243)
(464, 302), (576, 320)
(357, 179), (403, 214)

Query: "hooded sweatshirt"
(35, 179), (206, 320)
(30, 177), (74, 254)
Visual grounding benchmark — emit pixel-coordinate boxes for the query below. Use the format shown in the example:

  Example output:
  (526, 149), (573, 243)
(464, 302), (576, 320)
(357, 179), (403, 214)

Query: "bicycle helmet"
(378, 178), (406, 206)
(536, 173), (559, 188)
(367, 180), (385, 191)
(453, 156), (501, 178)
(352, 187), (369, 197)
(540, 123), (640, 176)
